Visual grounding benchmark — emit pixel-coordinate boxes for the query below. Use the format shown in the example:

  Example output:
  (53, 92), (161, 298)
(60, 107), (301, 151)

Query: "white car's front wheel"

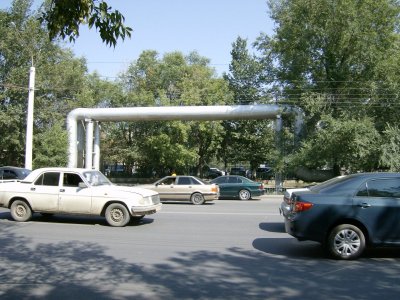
(105, 203), (130, 227)
(11, 200), (32, 222)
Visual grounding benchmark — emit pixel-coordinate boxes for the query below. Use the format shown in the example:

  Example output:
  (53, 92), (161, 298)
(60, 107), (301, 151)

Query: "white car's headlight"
(139, 195), (160, 205)
(139, 197), (150, 205)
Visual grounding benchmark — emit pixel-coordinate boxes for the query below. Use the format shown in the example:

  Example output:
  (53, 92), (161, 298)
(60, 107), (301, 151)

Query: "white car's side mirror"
(79, 182), (87, 188)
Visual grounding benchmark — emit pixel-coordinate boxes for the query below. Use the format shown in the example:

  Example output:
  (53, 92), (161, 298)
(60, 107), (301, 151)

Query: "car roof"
(309, 172), (400, 193)
(23, 167), (95, 183)
(0, 166), (29, 171)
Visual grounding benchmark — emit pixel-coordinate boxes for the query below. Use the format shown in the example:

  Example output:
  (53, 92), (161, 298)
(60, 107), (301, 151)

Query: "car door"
(222, 176), (241, 198)
(58, 172), (92, 214)
(153, 176), (177, 200)
(353, 178), (400, 242)
(174, 176), (198, 200)
(28, 171), (61, 211)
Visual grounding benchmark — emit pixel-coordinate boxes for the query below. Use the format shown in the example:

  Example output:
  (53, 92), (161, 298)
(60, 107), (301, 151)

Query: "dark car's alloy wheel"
(327, 224), (366, 260)
(238, 189), (251, 201)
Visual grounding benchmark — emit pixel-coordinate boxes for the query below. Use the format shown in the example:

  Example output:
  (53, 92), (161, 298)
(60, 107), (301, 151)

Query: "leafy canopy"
(39, 0), (132, 46)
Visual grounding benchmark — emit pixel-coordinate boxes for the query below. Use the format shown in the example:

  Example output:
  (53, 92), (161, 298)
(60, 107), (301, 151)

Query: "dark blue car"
(282, 173), (400, 259)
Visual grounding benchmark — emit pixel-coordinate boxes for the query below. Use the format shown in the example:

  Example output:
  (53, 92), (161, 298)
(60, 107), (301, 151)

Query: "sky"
(2, 0), (274, 80)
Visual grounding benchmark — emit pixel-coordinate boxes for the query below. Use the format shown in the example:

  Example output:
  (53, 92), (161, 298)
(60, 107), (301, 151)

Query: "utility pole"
(11, 22), (36, 170)
(25, 64), (35, 170)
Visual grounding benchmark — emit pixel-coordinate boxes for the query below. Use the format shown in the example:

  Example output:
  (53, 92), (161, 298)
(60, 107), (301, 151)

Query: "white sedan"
(0, 168), (162, 227)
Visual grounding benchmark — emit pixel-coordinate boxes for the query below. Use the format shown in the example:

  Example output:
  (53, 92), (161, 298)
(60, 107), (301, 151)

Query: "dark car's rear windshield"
(309, 175), (353, 192)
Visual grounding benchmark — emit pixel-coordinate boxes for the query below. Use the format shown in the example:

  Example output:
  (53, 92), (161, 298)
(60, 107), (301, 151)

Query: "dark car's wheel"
(191, 192), (205, 205)
(105, 203), (130, 227)
(10, 200), (32, 222)
(327, 224), (366, 260)
(238, 189), (251, 201)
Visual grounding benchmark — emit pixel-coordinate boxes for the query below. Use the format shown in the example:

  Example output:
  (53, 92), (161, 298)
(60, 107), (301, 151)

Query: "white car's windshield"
(83, 171), (112, 186)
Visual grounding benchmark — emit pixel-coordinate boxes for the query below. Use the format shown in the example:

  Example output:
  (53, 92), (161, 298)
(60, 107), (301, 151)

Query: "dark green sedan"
(210, 175), (265, 200)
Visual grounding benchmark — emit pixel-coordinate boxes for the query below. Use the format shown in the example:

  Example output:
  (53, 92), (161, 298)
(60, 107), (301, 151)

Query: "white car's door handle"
(60, 189), (65, 192)
(30, 187), (35, 191)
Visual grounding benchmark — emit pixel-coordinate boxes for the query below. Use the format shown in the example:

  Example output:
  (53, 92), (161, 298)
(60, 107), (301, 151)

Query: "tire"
(10, 200), (32, 222)
(105, 203), (130, 227)
(327, 224), (366, 260)
(190, 192), (205, 205)
(238, 189), (251, 201)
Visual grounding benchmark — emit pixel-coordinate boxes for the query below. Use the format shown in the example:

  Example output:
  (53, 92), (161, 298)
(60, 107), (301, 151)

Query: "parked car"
(256, 167), (273, 180)
(0, 166), (31, 182)
(211, 175), (264, 200)
(0, 168), (162, 227)
(281, 173), (400, 259)
(141, 175), (219, 205)
(230, 167), (247, 177)
(205, 167), (224, 179)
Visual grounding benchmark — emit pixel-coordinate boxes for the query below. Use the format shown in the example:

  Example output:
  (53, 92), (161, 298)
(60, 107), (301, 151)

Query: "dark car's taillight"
(259, 183), (264, 190)
(293, 201), (313, 212)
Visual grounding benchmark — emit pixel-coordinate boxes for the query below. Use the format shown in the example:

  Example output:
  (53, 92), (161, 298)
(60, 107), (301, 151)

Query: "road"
(0, 195), (399, 299)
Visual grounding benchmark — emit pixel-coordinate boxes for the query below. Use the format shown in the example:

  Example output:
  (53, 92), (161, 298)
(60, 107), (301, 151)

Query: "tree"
(292, 116), (381, 174)
(39, 0), (132, 46)
(380, 125), (400, 171)
(224, 37), (276, 174)
(1, 0), (107, 167)
(254, 0), (400, 177)
(100, 50), (233, 177)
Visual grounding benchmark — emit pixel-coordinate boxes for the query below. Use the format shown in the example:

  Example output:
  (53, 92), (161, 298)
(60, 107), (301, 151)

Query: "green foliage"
(33, 120), (68, 167)
(223, 37), (277, 172)
(100, 51), (233, 177)
(253, 0), (400, 176)
(380, 124), (400, 171)
(292, 115), (381, 174)
(1, 0), (108, 168)
(39, 0), (132, 47)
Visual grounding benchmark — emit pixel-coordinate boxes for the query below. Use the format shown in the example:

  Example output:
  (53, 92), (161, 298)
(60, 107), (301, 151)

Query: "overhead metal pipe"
(67, 104), (302, 168)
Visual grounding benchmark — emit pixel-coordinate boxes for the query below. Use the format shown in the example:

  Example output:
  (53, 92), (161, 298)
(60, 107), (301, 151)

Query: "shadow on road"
(259, 222), (285, 233)
(0, 211), (154, 227)
(0, 219), (400, 299)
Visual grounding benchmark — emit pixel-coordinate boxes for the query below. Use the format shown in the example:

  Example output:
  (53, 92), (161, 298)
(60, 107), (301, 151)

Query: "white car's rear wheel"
(10, 200), (32, 222)
(105, 203), (130, 227)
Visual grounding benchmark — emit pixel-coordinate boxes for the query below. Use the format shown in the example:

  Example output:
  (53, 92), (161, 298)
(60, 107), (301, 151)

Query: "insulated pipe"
(67, 104), (302, 168)
(93, 122), (100, 170)
(85, 119), (93, 169)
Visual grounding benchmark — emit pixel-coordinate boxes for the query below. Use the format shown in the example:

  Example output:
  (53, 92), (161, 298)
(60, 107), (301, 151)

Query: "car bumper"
(283, 214), (324, 243)
(283, 216), (308, 241)
(131, 203), (162, 216)
(279, 201), (291, 217)
(204, 193), (219, 201)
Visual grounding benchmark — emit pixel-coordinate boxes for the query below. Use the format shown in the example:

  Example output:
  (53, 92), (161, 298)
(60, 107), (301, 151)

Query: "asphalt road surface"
(0, 195), (399, 299)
